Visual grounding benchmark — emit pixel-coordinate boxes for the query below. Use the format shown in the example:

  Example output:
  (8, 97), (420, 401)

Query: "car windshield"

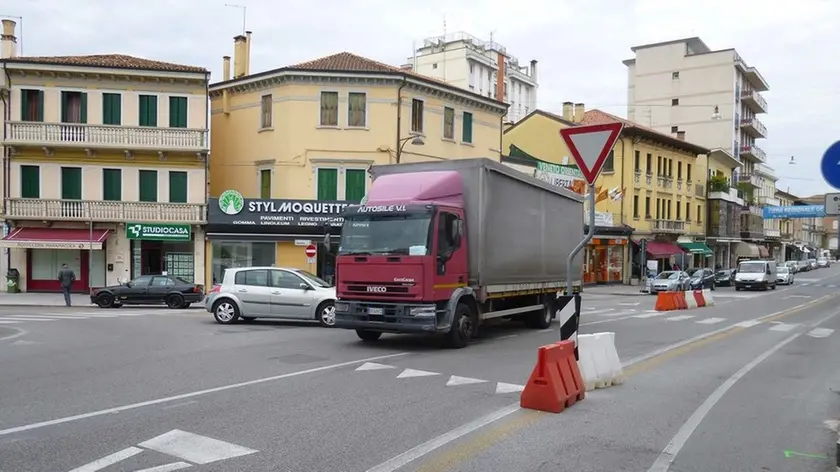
(294, 269), (332, 288)
(777, 267), (789, 274)
(739, 262), (765, 273)
(656, 272), (679, 280)
(691, 270), (704, 277)
(339, 212), (433, 256)
(818, 258), (827, 262)
(716, 270), (731, 276)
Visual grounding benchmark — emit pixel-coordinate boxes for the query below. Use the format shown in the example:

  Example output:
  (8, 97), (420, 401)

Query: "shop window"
(103, 169), (121, 201)
(316, 168), (338, 200)
(260, 169), (271, 199)
(169, 171), (188, 203)
(31, 249), (81, 281)
(102, 93), (121, 125)
(344, 169), (366, 202)
(20, 165), (40, 198)
(139, 95), (158, 127)
(139, 170), (158, 202)
(61, 167), (82, 200)
(211, 241), (275, 285)
(169, 96), (188, 128)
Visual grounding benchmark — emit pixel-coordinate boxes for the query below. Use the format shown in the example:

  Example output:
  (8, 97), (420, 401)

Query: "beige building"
(0, 19), (209, 292)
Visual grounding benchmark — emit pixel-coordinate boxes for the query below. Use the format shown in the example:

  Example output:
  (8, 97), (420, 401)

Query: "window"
(169, 96), (188, 128)
(656, 198), (661, 219)
(687, 164), (692, 181)
(633, 195), (639, 218)
(61, 167), (82, 200)
(271, 270), (306, 290)
(169, 171), (188, 203)
(437, 212), (461, 257)
(676, 202), (681, 220)
(102, 168), (121, 201)
(234, 269), (269, 287)
(102, 93), (121, 125)
(667, 200), (672, 219)
(672, 71), (680, 79)
(260, 169), (271, 199)
(671, 126), (678, 133)
(646, 153), (652, 175)
(20, 89), (44, 121)
(697, 205), (702, 223)
(634, 150), (640, 171)
(21, 165), (40, 199)
(139, 170), (158, 202)
(677, 162), (683, 180)
(443, 107), (455, 140)
(261, 95), (273, 128)
(686, 202), (691, 221)
(131, 275), (154, 287)
(668, 159), (673, 177)
(645, 197), (650, 217)
(344, 169), (366, 202)
(319, 91), (339, 126)
(316, 168), (338, 200)
(139, 95), (158, 127)
(348, 92), (367, 127)
(61, 91), (87, 123)
(462, 112), (473, 143)
(603, 150), (614, 172)
(657, 156), (662, 175)
(671, 98), (679, 106)
(411, 99), (424, 133)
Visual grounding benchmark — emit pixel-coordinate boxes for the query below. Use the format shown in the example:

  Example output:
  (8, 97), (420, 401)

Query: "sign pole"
(565, 184), (596, 296)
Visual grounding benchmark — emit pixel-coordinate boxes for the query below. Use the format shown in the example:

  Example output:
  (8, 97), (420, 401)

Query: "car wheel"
(96, 292), (115, 308)
(212, 299), (240, 324)
(166, 293), (185, 309)
(317, 301), (336, 327)
(356, 330), (382, 342)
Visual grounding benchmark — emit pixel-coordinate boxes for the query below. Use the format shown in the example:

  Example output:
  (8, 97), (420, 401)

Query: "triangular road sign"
(559, 122), (624, 185)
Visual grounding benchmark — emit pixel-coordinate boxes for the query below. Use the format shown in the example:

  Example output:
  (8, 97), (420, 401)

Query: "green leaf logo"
(219, 190), (245, 215)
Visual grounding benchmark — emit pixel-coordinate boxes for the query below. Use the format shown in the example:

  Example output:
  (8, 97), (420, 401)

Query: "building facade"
(207, 33), (507, 284)
(0, 20), (209, 292)
(404, 32), (537, 124)
(705, 148), (744, 267)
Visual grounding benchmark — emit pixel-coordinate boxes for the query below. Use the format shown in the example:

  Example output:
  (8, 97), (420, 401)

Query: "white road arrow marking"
(133, 462), (192, 472)
(445, 375), (487, 387)
(495, 382), (525, 394)
(807, 328), (834, 338)
(68, 446), (143, 472)
(396, 368), (439, 379)
(769, 322), (798, 332)
(355, 362), (395, 371)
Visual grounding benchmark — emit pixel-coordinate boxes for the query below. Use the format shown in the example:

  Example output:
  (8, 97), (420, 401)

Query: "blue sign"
(763, 205), (825, 219)
(820, 140), (840, 190)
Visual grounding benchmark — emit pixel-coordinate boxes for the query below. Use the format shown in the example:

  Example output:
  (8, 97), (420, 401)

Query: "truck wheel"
(527, 304), (553, 330)
(356, 330), (382, 342)
(445, 303), (474, 349)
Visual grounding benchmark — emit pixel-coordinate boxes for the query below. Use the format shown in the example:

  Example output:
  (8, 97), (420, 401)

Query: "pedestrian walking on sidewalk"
(57, 263), (76, 307)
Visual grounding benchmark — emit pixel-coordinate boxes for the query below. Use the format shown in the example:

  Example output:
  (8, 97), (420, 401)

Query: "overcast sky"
(6, 0), (839, 197)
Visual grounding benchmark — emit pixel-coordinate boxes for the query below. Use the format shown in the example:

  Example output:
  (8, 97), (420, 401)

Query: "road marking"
(0, 320), (21, 324)
(138, 429), (257, 465)
(618, 302), (640, 306)
(494, 382), (525, 394)
(782, 295), (813, 300)
(0, 327), (27, 341)
(355, 362), (395, 371)
(67, 446), (143, 472)
(696, 317), (726, 325)
(807, 328), (834, 338)
(665, 315), (694, 321)
(446, 375), (486, 387)
(397, 368), (439, 379)
(365, 403), (521, 472)
(161, 400), (198, 410)
(632, 312), (665, 319)
(0, 352), (409, 437)
(0, 316), (55, 322)
(16, 313), (92, 319)
(134, 462), (192, 472)
(769, 323), (798, 332)
(536, 328), (554, 333)
(733, 320), (762, 328)
(646, 334), (800, 472)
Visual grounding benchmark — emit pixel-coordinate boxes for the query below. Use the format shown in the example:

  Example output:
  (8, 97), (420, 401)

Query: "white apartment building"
(623, 37), (770, 181)
(755, 163), (781, 242)
(404, 31), (537, 124)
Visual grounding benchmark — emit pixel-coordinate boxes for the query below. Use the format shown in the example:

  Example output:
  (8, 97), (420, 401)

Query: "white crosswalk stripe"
(769, 322), (799, 332)
(696, 317), (726, 325)
(665, 315), (694, 321)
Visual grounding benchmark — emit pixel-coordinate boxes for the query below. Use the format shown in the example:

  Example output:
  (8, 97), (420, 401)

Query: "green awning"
(679, 242), (713, 256)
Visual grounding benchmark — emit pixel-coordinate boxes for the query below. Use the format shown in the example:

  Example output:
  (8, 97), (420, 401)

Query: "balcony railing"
(4, 199), (206, 224)
(758, 195), (780, 206)
(741, 89), (768, 113)
(739, 144), (766, 162)
(740, 117), (767, 138)
(652, 219), (686, 233)
(738, 173), (761, 188)
(764, 228), (781, 238)
(708, 188), (745, 206)
(3, 122), (208, 152)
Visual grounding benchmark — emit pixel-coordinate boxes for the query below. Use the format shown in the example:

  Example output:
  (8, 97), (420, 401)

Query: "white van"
(734, 260), (777, 291)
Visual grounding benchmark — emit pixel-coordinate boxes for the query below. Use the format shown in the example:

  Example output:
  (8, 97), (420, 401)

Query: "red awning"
(0, 228), (110, 250)
(644, 241), (685, 258)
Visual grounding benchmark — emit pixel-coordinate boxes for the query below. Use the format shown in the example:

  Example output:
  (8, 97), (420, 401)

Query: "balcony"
(739, 144), (766, 162)
(3, 122), (208, 153)
(708, 187), (746, 206)
(741, 89), (768, 114)
(738, 173), (761, 188)
(740, 117), (767, 139)
(764, 228), (781, 238)
(4, 199), (206, 224)
(758, 195), (780, 206)
(740, 213), (764, 240)
(652, 219), (685, 233)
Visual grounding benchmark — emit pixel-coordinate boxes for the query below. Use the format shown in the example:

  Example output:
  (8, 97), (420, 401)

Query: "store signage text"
(356, 205), (407, 213)
(209, 194), (350, 228)
(126, 223), (192, 241)
(0, 240), (104, 250)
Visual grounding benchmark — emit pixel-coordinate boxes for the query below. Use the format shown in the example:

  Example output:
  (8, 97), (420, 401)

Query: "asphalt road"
(0, 267), (839, 472)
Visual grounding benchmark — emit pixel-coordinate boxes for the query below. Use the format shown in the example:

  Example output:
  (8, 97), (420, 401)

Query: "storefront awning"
(734, 242), (761, 258)
(758, 245), (770, 258)
(643, 241), (685, 258)
(678, 242), (713, 256)
(0, 228), (110, 250)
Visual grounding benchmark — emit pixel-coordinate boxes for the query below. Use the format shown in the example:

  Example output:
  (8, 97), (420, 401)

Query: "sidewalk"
(581, 284), (650, 297)
(0, 292), (204, 308)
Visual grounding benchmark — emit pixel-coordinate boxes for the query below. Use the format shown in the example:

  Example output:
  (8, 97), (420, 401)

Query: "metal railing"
(4, 122), (208, 151)
(652, 219), (686, 233)
(4, 198), (206, 223)
(740, 117), (767, 138)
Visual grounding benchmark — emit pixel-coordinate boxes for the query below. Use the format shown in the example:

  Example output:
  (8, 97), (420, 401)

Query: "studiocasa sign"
(208, 190), (350, 228)
(126, 223), (192, 241)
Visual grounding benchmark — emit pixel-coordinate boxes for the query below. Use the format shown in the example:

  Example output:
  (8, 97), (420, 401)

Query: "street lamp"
(789, 156), (796, 165)
(395, 135), (424, 164)
(710, 105), (722, 120)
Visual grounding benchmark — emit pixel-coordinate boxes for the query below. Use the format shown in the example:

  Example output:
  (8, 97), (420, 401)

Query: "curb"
(0, 304), (204, 309)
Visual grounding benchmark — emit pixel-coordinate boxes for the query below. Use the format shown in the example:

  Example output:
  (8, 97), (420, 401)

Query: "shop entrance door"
(317, 242), (338, 285)
(594, 246), (608, 284)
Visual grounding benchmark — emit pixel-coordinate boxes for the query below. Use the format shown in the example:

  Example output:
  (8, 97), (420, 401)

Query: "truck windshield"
(739, 262), (765, 273)
(339, 213), (432, 256)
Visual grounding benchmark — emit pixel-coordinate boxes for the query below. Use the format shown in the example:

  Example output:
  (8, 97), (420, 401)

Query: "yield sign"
(559, 122), (624, 185)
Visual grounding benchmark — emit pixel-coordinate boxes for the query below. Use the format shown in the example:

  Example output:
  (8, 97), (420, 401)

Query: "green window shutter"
(139, 170), (158, 202)
(344, 169), (366, 202)
(80, 92), (88, 124)
(60, 91), (69, 122)
(61, 167), (82, 200)
(462, 112), (473, 143)
(316, 168), (338, 200)
(102, 93), (121, 125)
(20, 90), (29, 121)
(20, 165), (40, 199)
(36, 91), (44, 121)
(139, 95), (158, 127)
(169, 171), (188, 203)
(102, 168), (122, 201)
(260, 169), (271, 199)
(169, 96), (187, 128)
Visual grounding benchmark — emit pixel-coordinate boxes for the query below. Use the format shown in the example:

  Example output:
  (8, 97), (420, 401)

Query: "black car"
(714, 269), (736, 287)
(90, 274), (204, 309)
(688, 268), (716, 290)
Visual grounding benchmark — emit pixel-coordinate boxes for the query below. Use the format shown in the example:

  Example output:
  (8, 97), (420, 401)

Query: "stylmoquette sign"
(209, 190), (349, 228)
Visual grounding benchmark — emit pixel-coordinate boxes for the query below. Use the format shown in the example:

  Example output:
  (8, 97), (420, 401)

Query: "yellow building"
(206, 33), (508, 283)
(502, 102), (710, 284)
(0, 20), (209, 293)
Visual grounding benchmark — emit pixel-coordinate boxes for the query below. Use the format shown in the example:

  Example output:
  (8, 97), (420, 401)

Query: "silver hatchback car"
(206, 267), (337, 327)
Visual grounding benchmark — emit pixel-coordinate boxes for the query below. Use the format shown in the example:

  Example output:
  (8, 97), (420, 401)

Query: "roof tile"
(4, 54), (206, 73)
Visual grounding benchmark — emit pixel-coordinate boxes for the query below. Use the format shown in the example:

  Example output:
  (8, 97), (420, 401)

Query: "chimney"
(677, 131), (686, 141)
(244, 31), (252, 77)
(496, 52), (506, 101)
(1, 19), (17, 59)
(562, 102), (573, 121)
(232, 34), (247, 78)
(222, 56), (231, 81)
(529, 59), (538, 81)
(573, 103), (585, 123)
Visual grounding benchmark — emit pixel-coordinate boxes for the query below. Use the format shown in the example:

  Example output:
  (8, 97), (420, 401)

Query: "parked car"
(714, 269), (736, 287)
(650, 271), (691, 293)
(776, 266), (795, 285)
(797, 260), (811, 272)
(206, 267), (337, 327)
(817, 257), (830, 268)
(784, 261), (799, 273)
(809, 258), (818, 270)
(688, 268), (716, 290)
(91, 274), (204, 309)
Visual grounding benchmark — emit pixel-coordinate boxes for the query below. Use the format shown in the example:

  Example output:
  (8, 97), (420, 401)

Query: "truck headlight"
(409, 306), (436, 317)
(335, 302), (350, 312)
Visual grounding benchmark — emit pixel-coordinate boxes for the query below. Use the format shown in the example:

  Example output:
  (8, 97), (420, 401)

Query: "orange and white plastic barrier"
(520, 340), (585, 413)
(655, 290), (714, 312)
(577, 332), (624, 391)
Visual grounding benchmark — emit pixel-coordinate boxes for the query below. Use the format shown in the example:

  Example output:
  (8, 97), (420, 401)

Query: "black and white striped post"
(558, 293), (581, 359)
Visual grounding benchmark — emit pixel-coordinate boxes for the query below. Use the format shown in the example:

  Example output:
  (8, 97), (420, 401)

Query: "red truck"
(332, 158), (584, 348)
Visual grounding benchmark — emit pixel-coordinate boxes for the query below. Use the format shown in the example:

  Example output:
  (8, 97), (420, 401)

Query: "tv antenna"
(225, 4), (247, 35)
